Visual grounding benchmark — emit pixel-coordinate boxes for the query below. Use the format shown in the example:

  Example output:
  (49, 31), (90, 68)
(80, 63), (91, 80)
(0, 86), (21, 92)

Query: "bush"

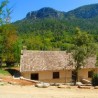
(92, 73), (98, 86)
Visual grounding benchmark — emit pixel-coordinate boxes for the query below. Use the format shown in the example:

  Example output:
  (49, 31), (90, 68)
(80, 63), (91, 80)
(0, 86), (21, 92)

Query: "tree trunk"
(72, 70), (78, 85)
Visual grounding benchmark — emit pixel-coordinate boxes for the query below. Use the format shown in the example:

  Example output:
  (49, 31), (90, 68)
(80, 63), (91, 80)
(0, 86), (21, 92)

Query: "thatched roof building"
(20, 50), (96, 72)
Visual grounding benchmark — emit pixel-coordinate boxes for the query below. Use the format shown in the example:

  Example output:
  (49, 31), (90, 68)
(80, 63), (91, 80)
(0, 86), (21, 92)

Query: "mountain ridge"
(25, 7), (65, 20)
(24, 3), (98, 20)
(14, 3), (98, 34)
(13, 3), (98, 50)
(65, 3), (98, 19)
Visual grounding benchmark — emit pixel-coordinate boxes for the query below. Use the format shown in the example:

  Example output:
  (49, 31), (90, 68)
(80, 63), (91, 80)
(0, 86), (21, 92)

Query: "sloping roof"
(20, 50), (96, 72)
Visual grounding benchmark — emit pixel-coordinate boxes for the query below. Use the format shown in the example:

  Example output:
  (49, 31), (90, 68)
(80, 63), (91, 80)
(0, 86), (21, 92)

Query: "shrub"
(92, 73), (98, 86)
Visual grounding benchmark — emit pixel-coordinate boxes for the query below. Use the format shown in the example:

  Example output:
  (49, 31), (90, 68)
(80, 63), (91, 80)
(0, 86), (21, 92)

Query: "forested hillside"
(13, 4), (98, 50)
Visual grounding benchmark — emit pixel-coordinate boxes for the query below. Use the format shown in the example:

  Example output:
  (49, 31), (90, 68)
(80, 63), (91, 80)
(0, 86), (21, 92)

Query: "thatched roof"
(20, 50), (96, 72)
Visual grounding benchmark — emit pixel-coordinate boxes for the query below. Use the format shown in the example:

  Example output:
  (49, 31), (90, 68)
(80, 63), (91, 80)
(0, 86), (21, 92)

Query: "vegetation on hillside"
(13, 5), (98, 52)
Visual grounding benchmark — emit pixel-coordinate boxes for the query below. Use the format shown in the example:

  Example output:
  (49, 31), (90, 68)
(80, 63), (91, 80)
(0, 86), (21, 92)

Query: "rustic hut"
(20, 50), (98, 83)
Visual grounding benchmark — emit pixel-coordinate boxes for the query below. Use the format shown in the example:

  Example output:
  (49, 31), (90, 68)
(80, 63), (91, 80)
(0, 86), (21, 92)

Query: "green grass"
(0, 69), (10, 76)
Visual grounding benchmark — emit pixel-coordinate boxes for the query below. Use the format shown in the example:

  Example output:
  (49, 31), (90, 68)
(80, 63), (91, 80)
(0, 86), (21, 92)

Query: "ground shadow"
(5, 69), (21, 77)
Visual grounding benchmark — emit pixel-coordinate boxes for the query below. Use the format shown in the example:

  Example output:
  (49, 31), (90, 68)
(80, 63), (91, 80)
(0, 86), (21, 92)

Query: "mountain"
(65, 3), (98, 19)
(25, 4), (98, 20)
(13, 4), (98, 50)
(25, 7), (65, 19)
(14, 4), (98, 34)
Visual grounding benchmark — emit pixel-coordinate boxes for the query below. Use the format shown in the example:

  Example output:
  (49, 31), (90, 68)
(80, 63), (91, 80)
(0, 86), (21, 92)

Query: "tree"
(71, 28), (97, 84)
(0, 0), (9, 25)
(0, 0), (20, 67)
(1, 24), (19, 66)
(0, 0), (9, 67)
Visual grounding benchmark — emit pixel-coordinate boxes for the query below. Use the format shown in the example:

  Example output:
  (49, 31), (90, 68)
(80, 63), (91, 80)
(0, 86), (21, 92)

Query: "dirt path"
(0, 85), (98, 98)
(1, 76), (36, 86)
(0, 75), (98, 98)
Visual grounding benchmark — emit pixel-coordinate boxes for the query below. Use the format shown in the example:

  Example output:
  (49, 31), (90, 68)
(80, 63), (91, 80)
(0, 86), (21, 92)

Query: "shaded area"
(5, 69), (21, 77)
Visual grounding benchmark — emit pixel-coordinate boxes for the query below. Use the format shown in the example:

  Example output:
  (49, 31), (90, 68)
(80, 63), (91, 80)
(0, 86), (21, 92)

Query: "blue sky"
(1, 0), (98, 22)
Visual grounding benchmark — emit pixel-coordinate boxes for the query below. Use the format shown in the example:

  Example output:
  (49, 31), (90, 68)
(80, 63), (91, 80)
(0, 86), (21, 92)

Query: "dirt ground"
(0, 85), (98, 98)
(0, 76), (98, 98)
(1, 76), (36, 86)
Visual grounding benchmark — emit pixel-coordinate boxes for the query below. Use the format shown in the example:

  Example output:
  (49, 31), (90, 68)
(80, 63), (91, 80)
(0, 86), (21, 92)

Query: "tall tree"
(71, 28), (97, 84)
(0, 0), (9, 67)
(1, 24), (19, 66)
(0, 0), (20, 66)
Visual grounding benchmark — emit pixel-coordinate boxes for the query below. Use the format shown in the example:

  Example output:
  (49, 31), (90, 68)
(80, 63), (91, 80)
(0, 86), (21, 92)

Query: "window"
(88, 71), (93, 78)
(31, 73), (39, 80)
(53, 72), (59, 79)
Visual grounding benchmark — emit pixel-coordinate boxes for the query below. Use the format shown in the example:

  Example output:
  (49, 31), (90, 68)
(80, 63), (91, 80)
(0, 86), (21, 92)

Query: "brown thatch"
(20, 50), (96, 72)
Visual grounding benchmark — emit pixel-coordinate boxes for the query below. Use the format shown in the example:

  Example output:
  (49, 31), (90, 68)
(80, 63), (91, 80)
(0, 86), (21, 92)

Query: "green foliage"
(73, 46), (87, 69)
(61, 43), (74, 51)
(74, 29), (94, 46)
(73, 29), (97, 69)
(92, 73), (98, 86)
(19, 29), (74, 51)
(12, 38), (22, 63)
(71, 29), (97, 84)
(0, 69), (9, 75)
(12, 5), (98, 57)
(1, 24), (21, 65)
(0, 1), (21, 67)
(1, 3), (98, 68)
(14, 4), (98, 35)
(13, 5), (98, 52)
